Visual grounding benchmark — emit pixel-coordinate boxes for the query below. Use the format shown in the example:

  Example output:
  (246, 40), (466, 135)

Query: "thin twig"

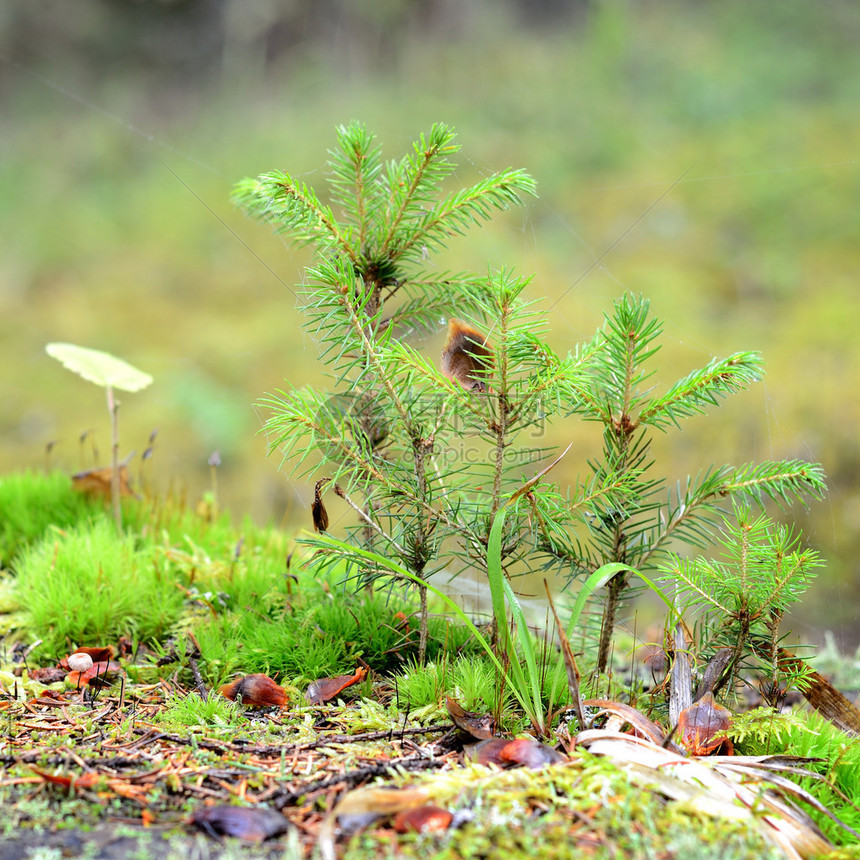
(334, 485), (406, 555)
(272, 754), (450, 810)
(186, 633), (208, 701)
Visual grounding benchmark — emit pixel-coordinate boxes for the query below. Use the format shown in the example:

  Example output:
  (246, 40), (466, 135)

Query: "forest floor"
(3, 656), (854, 860)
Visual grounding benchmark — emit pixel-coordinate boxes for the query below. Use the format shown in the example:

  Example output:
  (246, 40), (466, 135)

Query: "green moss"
(124, 494), (254, 563)
(156, 691), (243, 731)
(344, 758), (785, 860)
(15, 518), (185, 656)
(0, 471), (101, 567)
(194, 572), (478, 687)
(393, 654), (515, 716)
(730, 707), (860, 845)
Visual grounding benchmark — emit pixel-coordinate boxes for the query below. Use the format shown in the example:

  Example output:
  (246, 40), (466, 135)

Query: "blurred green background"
(2, 0), (859, 645)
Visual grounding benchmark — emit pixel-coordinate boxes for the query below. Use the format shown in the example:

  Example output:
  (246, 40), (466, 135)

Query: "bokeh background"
(2, 1), (859, 645)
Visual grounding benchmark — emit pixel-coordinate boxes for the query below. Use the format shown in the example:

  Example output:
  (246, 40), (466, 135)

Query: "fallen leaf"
(31, 690), (69, 705)
(306, 666), (367, 704)
(577, 728), (846, 856)
(499, 738), (566, 768)
(220, 674), (288, 708)
(320, 785), (430, 859)
(677, 692), (733, 756)
(60, 646), (115, 667)
(190, 805), (290, 842)
(468, 737), (565, 769)
(392, 804), (453, 833)
(468, 738), (510, 767)
(445, 696), (495, 739)
(31, 767), (100, 791)
(29, 666), (68, 684)
(72, 465), (135, 499)
(583, 699), (679, 750)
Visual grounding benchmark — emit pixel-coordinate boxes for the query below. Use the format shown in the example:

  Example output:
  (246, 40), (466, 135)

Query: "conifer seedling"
(234, 121), (538, 661)
(46, 343), (153, 529)
(660, 505), (823, 701)
(235, 122), (826, 692)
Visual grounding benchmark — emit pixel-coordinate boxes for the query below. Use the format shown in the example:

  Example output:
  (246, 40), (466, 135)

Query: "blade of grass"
(545, 580), (586, 732)
(488, 502), (546, 734)
(308, 533), (540, 723)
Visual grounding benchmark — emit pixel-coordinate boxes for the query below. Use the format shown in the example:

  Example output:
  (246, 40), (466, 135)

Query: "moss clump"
(729, 707), (860, 845)
(193, 576), (476, 688)
(157, 692), (243, 731)
(15, 518), (184, 656)
(0, 470), (100, 567)
(347, 758), (786, 860)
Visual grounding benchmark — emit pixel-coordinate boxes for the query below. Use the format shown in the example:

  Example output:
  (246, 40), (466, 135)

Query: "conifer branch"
(395, 170), (538, 259)
(328, 121), (384, 244)
(717, 460), (826, 506)
(231, 172), (357, 263)
(638, 352), (764, 429)
(239, 127), (826, 684)
(663, 558), (734, 615)
(381, 123), (459, 255)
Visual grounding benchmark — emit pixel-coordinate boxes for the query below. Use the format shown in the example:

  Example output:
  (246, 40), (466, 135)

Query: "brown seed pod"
(677, 691), (733, 755)
(311, 477), (331, 532)
(441, 319), (493, 393)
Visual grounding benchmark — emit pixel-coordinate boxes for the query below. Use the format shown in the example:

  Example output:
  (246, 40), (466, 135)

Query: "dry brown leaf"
(445, 696), (495, 739)
(468, 737), (565, 769)
(320, 786), (430, 860)
(306, 666), (367, 704)
(29, 666), (68, 684)
(72, 465), (134, 499)
(220, 673), (288, 708)
(584, 699), (679, 750)
(392, 804), (453, 833)
(577, 729), (839, 859)
(190, 805), (290, 842)
(467, 737), (511, 767)
(500, 738), (566, 768)
(59, 646), (115, 666)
